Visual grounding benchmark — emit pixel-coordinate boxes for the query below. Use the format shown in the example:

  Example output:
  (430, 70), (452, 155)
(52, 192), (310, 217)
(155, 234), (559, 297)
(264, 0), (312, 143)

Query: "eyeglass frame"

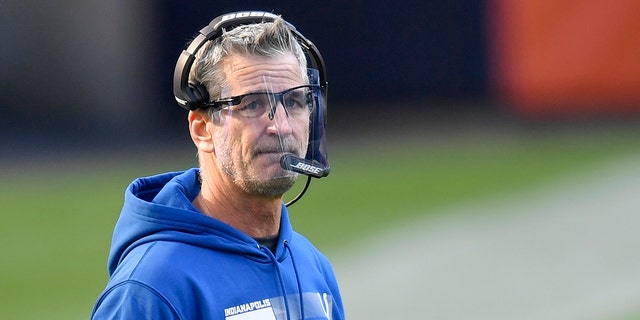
(201, 84), (320, 120)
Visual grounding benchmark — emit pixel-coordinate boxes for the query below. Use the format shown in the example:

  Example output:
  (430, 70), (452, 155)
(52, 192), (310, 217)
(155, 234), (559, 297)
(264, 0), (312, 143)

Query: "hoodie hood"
(107, 168), (294, 275)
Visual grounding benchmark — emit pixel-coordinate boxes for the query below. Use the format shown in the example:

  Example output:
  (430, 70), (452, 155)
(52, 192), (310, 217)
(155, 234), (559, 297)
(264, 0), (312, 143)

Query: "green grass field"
(2, 126), (640, 319)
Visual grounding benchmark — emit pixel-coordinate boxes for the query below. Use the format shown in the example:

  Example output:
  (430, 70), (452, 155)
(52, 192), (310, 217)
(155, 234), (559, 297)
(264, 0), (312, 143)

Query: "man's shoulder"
(111, 241), (208, 284)
(92, 278), (181, 320)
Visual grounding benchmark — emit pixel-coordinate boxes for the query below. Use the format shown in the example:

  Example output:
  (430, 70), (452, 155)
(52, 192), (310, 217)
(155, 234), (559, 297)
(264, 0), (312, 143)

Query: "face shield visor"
(289, 68), (330, 178)
(204, 69), (329, 194)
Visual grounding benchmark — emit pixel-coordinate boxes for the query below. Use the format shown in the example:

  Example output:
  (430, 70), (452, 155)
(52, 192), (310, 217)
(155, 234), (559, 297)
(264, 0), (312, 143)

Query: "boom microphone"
(280, 153), (329, 178)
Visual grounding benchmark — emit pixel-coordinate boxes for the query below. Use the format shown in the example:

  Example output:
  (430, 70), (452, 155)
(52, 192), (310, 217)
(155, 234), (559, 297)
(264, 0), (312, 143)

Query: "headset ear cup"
(185, 82), (210, 108)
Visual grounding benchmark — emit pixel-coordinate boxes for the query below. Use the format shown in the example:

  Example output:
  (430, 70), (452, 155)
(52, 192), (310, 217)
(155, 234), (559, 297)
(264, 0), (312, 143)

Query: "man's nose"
(266, 102), (293, 135)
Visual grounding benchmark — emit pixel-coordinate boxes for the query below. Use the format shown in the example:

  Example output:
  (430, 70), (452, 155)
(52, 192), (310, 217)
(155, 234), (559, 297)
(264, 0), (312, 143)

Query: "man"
(91, 11), (344, 320)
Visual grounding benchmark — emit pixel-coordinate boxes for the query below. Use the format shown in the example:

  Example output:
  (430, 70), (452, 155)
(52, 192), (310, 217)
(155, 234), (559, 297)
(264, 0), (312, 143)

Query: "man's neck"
(193, 176), (282, 238)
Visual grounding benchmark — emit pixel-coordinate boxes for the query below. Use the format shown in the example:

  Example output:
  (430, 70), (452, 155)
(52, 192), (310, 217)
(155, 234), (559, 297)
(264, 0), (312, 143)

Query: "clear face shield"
(205, 69), (329, 196)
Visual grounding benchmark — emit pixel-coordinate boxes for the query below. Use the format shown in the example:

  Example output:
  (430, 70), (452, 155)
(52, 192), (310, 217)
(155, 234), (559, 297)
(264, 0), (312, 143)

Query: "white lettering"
(292, 162), (323, 174)
(219, 14), (237, 23)
(224, 299), (272, 317)
(220, 11), (277, 24)
(322, 293), (332, 319)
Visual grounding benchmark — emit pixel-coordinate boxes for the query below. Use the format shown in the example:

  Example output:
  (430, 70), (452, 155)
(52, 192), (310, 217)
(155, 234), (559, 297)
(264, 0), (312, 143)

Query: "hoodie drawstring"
(284, 240), (306, 320)
(262, 240), (307, 320)
(265, 247), (292, 320)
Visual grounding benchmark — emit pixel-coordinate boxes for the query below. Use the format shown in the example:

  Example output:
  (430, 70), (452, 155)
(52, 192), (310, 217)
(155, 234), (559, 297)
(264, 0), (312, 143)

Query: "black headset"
(173, 12), (330, 204)
(173, 11), (328, 112)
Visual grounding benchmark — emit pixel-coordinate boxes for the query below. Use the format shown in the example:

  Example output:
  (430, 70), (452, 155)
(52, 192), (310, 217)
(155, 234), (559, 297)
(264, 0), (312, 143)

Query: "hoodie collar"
(108, 168), (295, 273)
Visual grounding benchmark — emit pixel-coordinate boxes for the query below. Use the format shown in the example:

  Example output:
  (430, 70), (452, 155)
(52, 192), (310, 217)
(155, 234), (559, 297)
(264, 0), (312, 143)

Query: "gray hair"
(189, 16), (309, 112)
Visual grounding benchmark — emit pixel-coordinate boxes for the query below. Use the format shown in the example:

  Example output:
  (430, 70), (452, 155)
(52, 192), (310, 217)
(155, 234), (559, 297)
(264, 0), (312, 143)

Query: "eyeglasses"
(203, 85), (319, 119)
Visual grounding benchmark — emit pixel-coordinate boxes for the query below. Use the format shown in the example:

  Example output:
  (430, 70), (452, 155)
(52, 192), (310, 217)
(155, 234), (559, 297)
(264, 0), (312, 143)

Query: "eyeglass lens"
(228, 86), (315, 119)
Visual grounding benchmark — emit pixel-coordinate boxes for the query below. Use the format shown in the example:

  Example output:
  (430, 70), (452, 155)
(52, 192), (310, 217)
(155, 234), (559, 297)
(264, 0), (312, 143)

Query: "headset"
(173, 11), (330, 205)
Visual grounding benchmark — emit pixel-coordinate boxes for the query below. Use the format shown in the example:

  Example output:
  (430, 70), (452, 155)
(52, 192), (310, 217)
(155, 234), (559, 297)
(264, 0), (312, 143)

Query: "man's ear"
(188, 110), (215, 153)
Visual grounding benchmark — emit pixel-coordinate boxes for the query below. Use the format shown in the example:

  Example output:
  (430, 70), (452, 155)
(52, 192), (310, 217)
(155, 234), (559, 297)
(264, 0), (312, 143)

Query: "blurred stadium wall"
(1, 0), (639, 154)
(487, 0), (640, 118)
(0, 0), (160, 150)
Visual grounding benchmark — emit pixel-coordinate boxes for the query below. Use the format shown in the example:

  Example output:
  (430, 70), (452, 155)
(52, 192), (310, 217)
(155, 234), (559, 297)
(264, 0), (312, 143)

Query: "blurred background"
(2, 0), (640, 319)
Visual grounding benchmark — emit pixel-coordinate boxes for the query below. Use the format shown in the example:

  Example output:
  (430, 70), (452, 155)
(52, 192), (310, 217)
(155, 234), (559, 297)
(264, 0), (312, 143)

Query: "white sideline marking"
(332, 153), (640, 320)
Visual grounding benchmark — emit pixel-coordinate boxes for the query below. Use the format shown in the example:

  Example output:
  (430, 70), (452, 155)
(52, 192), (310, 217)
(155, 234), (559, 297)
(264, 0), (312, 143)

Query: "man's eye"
(284, 98), (303, 109)
(240, 95), (268, 110)
(244, 100), (262, 111)
(234, 95), (269, 117)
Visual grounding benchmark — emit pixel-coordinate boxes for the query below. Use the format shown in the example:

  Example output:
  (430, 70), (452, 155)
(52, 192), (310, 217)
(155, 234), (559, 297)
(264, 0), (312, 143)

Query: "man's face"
(211, 53), (309, 196)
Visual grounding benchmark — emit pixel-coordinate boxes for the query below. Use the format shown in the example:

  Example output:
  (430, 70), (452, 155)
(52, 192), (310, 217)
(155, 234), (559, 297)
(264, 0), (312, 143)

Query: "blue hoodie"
(91, 168), (344, 320)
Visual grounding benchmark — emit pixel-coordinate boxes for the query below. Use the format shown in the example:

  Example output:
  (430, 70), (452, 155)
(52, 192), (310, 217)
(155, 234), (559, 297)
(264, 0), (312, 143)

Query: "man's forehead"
(222, 54), (303, 93)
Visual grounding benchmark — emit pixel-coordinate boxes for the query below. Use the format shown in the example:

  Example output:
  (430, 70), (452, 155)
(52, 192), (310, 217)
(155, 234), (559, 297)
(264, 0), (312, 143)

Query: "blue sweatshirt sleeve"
(92, 281), (180, 320)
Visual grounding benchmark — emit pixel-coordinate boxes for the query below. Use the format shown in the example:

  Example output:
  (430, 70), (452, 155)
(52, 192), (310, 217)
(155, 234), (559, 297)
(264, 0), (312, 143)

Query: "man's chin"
(242, 175), (298, 197)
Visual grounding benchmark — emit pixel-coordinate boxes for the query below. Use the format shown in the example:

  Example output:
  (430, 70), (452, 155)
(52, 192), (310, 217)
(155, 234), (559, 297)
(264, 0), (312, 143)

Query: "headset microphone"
(280, 153), (330, 178)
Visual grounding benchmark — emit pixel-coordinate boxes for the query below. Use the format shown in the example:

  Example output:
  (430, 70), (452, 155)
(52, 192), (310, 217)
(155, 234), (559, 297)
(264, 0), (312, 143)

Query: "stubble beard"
(218, 148), (299, 197)
(241, 173), (298, 197)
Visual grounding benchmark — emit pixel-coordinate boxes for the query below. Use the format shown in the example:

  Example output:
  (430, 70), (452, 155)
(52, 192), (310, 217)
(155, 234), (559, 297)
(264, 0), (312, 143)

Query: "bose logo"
(292, 162), (323, 175)
(219, 12), (278, 24)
